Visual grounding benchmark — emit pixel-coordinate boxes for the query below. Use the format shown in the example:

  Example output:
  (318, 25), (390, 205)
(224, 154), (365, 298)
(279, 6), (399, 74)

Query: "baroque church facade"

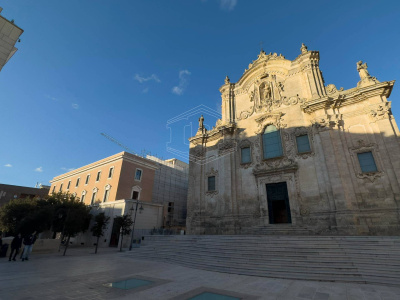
(187, 44), (400, 236)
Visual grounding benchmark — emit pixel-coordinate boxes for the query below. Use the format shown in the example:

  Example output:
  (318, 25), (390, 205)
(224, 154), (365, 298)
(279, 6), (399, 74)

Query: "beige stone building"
(49, 151), (188, 247)
(187, 44), (400, 236)
(0, 7), (23, 72)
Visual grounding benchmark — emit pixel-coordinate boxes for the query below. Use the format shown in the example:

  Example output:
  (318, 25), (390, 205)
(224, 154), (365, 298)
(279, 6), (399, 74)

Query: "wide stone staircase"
(126, 235), (400, 286)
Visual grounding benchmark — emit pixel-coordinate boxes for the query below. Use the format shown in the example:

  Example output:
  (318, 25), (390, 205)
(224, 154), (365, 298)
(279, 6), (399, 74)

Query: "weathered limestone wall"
(187, 45), (400, 236)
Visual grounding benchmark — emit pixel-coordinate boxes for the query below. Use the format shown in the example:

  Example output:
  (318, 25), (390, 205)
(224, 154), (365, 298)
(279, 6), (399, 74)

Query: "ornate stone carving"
(311, 117), (329, 131)
(218, 139), (236, 156)
(254, 112), (286, 134)
(369, 102), (391, 122)
(253, 158), (298, 176)
(326, 84), (337, 95)
(281, 94), (305, 106)
(348, 140), (384, 182)
(312, 114), (343, 132)
(206, 167), (218, 177)
(190, 146), (206, 163)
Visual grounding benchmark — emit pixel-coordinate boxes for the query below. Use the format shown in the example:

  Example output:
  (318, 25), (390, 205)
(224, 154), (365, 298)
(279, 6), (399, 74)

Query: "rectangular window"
(241, 147), (251, 163)
(103, 189), (109, 202)
(208, 176), (216, 191)
(357, 152), (378, 173)
(168, 202), (174, 213)
(296, 134), (311, 153)
(67, 181), (71, 190)
(59, 184), (63, 192)
(85, 175), (90, 185)
(75, 178), (80, 187)
(52, 185), (56, 193)
(91, 192), (97, 205)
(132, 191), (139, 200)
(135, 169), (142, 181)
(263, 129), (283, 159)
(96, 171), (101, 182)
(108, 167), (114, 178)
(81, 193), (85, 203)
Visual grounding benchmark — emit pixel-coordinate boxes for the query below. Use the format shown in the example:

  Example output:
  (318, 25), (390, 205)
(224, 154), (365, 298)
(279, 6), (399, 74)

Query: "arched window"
(262, 125), (283, 159)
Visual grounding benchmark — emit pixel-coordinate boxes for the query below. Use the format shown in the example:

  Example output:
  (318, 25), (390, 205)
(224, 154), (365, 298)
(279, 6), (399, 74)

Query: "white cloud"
(142, 87), (149, 94)
(172, 70), (191, 96)
(35, 167), (43, 172)
(220, 0), (237, 11)
(72, 103), (79, 109)
(45, 95), (58, 101)
(61, 167), (74, 172)
(134, 74), (161, 83)
(4, 164), (12, 167)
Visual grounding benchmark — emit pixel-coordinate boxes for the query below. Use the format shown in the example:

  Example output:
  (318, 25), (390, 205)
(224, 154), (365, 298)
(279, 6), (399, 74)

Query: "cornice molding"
(301, 81), (395, 113)
(50, 152), (158, 183)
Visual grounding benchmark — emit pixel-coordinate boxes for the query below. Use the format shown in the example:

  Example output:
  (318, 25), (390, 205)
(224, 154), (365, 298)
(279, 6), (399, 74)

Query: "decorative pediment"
(206, 167), (218, 177)
(254, 112), (286, 134)
(253, 158), (298, 177)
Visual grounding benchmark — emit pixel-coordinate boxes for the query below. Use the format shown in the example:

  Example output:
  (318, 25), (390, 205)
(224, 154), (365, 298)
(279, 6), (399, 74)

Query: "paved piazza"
(1, 248), (399, 300)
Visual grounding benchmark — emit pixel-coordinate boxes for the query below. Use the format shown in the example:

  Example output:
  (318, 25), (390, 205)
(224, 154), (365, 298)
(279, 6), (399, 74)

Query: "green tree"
(91, 212), (110, 254)
(0, 197), (55, 236)
(114, 215), (133, 252)
(56, 195), (91, 256)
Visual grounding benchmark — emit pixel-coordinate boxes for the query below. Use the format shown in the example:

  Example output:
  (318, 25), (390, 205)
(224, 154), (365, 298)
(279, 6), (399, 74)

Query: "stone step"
(127, 255), (369, 283)
(140, 243), (400, 255)
(128, 235), (400, 286)
(134, 249), (400, 266)
(138, 246), (400, 259)
(132, 252), (400, 273)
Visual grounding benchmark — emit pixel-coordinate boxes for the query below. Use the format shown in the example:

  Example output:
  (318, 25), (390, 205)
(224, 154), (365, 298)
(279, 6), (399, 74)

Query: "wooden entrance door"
(266, 182), (292, 224)
(109, 218), (120, 247)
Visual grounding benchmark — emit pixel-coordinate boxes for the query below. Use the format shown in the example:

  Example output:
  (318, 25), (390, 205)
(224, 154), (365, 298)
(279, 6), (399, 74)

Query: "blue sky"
(1, 0), (399, 187)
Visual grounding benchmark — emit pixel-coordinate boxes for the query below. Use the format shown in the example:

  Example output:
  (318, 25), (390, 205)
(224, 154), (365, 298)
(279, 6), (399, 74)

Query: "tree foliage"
(91, 212), (110, 254)
(0, 192), (91, 247)
(114, 214), (133, 251)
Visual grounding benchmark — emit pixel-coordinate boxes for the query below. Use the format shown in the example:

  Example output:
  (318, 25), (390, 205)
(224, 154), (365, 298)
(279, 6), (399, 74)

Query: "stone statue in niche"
(263, 83), (272, 101)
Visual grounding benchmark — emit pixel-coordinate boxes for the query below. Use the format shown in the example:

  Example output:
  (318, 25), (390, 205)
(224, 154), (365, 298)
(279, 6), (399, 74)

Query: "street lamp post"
(129, 200), (143, 251)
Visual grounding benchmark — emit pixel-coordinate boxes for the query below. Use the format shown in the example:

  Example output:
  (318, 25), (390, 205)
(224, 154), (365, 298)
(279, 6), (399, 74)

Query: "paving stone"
(313, 292), (330, 300)
(1, 247), (400, 300)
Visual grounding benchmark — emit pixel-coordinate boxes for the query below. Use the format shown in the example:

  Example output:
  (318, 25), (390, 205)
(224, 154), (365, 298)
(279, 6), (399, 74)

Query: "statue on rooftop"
(199, 115), (204, 129)
(357, 61), (379, 87)
(357, 61), (371, 80)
